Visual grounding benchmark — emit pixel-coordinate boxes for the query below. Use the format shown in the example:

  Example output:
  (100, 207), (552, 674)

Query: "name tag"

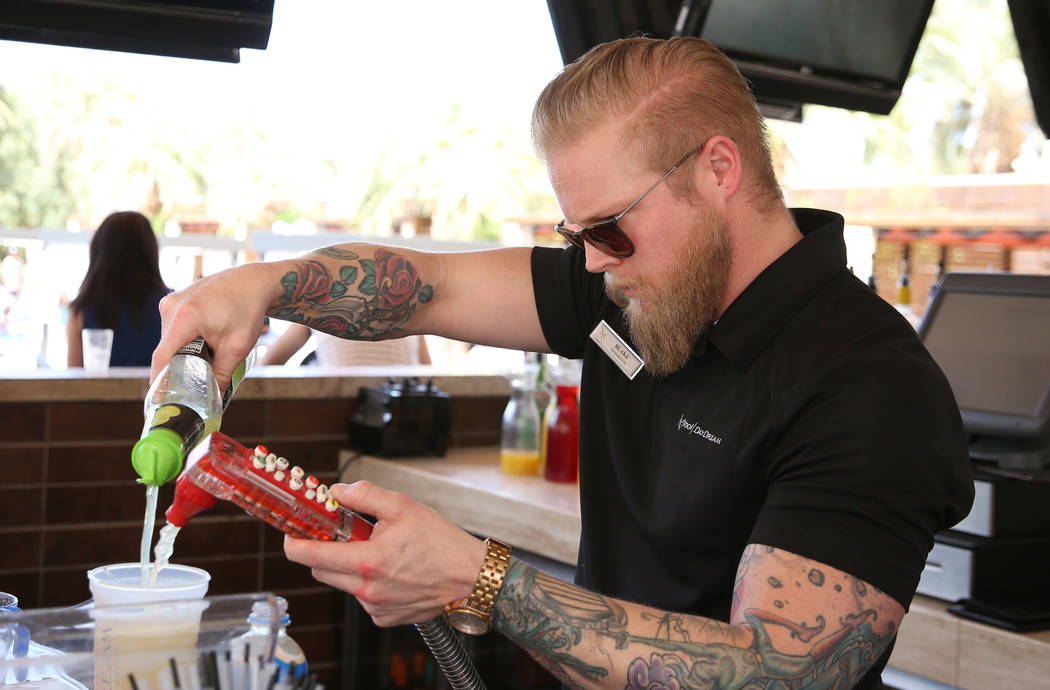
(589, 320), (644, 379)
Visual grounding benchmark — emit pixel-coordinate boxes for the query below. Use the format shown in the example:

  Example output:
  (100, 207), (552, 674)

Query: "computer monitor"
(545, 0), (933, 118)
(918, 272), (1050, 461)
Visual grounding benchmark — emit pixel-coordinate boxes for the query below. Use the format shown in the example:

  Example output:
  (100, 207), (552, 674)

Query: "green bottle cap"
(131, 428), (187, 486)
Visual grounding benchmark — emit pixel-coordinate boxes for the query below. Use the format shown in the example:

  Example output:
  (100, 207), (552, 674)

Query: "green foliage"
(0, 87), (78, 227)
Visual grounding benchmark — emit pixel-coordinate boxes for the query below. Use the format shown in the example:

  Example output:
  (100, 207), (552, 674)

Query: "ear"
(698, 135), (742, 204)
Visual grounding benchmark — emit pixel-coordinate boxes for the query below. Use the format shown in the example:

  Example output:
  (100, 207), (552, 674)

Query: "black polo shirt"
(531, 208), (973, 681)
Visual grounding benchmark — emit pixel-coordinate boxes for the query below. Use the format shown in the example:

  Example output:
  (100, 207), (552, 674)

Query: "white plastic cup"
(81, 328), (114, 373)
(87, 563), (210, 690)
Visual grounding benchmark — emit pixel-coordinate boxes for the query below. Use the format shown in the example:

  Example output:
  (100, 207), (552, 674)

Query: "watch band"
(444, 537), (511, 634)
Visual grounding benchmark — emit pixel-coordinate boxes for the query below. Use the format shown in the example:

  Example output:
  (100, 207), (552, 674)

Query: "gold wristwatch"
(444, 537), (511, 635)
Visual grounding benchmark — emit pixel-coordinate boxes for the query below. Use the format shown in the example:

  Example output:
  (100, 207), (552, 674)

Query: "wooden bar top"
(341, 446), (1050, 690)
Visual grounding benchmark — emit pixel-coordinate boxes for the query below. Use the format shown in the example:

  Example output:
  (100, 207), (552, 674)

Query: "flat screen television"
(0, 0), (274, 62)
(918, 272), (1050, 467)
(546, 0), (934, 119)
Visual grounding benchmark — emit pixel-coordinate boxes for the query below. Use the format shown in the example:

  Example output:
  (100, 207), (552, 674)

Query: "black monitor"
(0, 0), (274, 63)
(545, 0), (933, 119)
(918, 273), (1050, 466)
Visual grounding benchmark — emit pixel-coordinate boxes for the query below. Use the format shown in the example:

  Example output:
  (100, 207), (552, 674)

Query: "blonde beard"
(605, 207), (732, 377)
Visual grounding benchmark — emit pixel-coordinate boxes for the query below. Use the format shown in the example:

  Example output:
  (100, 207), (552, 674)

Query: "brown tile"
(47, 444), (141, 482)
(451, 396), (505, 434)
(0, 571), (40, 609)
(0, 531), (41, 569)
(219, 400), (267, 438)
(0, 403), (46, 441)
(262, 525), (286, 551)
(46, 484), (144, 524)
(181, 555), (261, 596)
(43, 524), (142, 567)
(450, 429), (501, 447)
(5, 446), (45, 484)
(265, 399), (353, 436)
(48, 401), (142, 442)
(311, 665), (339, 690)
(162, 518), (262, 560)
(261, 553), (319, 590)
(291, 625), (342, 666)
(41, 567), (93, 607)
(0, 487), (43, 526)
(280, 589), (344, 627)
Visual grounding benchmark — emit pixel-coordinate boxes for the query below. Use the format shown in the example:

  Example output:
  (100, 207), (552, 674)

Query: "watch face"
(446, 609), (489, 635)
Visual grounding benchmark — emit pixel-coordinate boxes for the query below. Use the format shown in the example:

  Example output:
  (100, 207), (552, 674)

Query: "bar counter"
(342, 447), (1050, 690)
(0, 365), (511, 688)
(0, 363), (510, 402)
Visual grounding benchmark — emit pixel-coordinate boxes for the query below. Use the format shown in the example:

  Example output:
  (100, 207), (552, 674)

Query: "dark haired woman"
(66, 211), (172, 368)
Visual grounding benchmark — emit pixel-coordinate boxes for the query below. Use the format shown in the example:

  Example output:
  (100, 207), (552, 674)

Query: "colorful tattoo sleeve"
(493, 544), (901, 689)
(269, 246), (434, 339)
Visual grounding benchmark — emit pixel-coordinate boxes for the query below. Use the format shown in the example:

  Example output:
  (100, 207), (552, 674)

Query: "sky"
(0, 1), (566, 175)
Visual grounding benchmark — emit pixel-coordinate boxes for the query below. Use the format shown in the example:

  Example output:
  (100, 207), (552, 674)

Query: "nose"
(583, 242), (623, 274)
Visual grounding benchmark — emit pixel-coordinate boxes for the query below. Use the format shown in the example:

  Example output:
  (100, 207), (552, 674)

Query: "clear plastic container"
(231, 596), (307, 687)
(0, 592), (276, 689)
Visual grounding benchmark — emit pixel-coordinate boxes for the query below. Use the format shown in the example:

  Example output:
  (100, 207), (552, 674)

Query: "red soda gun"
(166, 431), (374, 542)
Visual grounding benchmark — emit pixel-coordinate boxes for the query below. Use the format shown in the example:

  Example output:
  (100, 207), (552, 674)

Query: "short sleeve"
(531, 246), (607, 358)
(748, 335), (974, 608)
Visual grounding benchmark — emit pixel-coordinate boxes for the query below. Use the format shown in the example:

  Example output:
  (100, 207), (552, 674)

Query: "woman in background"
(66, 211), (171, 367)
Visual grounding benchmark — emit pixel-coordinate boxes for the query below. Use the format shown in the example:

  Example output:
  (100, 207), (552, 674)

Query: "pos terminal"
(915, 272), (1050, 630)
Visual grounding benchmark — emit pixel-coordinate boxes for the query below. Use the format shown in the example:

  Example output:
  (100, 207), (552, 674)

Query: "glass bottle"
(544, 382), (580, 483)
(895, 254), (919, 329)
(232, 596), (308, 688)
(500, 366), (541, 475)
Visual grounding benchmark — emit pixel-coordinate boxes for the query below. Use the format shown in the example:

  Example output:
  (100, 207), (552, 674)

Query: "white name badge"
(589, 320), (644, 379)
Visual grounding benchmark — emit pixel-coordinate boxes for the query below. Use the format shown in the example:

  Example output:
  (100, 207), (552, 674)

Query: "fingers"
(149, 267), (269, 389)
(150, 293), (194, 384)
(328, 481), (406, 521)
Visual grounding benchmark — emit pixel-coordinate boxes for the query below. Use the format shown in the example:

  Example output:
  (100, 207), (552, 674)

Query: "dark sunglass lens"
(587, 223), (633, 257)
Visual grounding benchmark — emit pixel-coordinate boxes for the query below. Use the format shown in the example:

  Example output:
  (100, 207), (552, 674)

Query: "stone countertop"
(0, 365), (511, 402)
(341, 446), (581, 564)
(340, 446), (1050, 689)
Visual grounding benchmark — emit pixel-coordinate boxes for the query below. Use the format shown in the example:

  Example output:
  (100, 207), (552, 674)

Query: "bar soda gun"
(164, 432), (485, 690)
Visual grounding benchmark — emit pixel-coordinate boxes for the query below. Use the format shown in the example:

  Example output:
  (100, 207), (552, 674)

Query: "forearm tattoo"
(269, 246), (434, 338)
(494, 548), (897, 689)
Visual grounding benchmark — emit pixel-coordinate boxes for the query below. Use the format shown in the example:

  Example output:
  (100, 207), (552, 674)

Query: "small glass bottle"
(544, 383), (580, 483)
(895, 254), (919, 329)
(500, 366), (541, 475)
(232, 596), (308, 688)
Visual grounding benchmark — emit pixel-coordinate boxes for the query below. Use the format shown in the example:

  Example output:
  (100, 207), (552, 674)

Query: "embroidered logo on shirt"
(677, 414), (723, 445)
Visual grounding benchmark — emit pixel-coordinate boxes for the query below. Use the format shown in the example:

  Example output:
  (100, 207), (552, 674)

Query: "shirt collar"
(704, 208), (848, 368)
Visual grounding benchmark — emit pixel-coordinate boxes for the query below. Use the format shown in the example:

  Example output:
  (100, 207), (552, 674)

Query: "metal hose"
(414, 615), (486, 690)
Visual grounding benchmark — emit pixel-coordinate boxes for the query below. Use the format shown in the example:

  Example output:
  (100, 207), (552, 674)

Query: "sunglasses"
(554, 144), (704, 258)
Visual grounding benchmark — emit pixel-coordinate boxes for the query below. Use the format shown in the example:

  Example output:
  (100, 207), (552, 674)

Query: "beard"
(605, 206), (732, 377)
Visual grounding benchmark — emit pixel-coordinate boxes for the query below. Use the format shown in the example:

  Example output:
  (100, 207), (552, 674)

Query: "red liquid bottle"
(544, 384), (579, 483)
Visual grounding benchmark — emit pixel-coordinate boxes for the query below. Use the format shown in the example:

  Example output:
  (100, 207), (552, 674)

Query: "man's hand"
(283, 481), (488, 627)
(151, 262), (283, 389)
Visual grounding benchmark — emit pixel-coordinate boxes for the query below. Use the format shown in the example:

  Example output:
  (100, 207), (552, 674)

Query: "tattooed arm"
(152, 243), (545, 387)
(494, 544), (904, 689)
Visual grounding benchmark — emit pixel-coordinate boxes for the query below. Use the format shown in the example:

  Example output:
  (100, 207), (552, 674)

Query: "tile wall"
(0, 393), (505, 688)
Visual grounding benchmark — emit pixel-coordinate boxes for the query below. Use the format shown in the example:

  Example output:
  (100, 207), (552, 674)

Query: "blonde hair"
(532, 36), (782, 212)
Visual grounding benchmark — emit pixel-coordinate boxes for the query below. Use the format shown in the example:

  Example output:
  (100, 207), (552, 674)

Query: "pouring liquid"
(147, 522), (181, 586)
(139, 485), (159, 585)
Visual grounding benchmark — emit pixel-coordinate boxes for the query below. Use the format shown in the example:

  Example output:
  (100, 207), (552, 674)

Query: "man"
(152, 37), (973, 689)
